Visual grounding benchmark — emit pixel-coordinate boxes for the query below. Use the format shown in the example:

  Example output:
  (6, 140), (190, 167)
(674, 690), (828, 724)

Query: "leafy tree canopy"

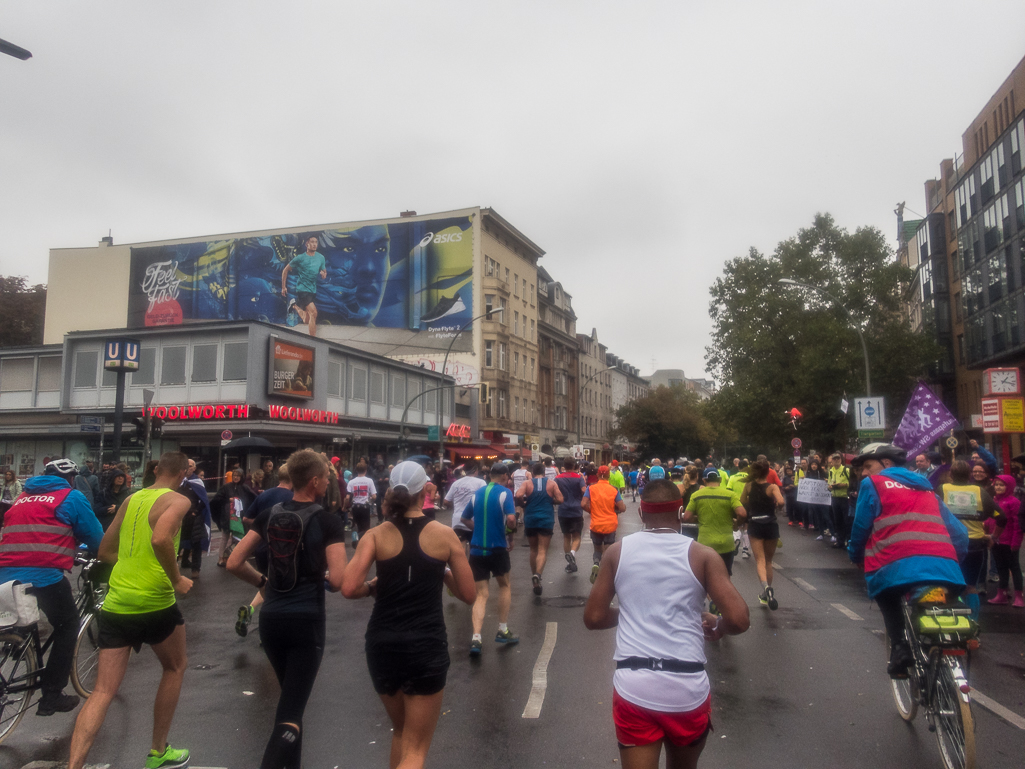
(611, 384), (716, 461)
(0, 276), (46, 348)
(705, 214), (937, 456)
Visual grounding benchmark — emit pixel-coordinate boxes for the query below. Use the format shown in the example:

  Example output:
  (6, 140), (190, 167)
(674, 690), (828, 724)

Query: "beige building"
(577, 327), (612, 459)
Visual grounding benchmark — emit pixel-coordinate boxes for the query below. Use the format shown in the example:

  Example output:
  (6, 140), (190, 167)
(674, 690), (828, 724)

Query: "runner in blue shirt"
(461, 463), (519, 655)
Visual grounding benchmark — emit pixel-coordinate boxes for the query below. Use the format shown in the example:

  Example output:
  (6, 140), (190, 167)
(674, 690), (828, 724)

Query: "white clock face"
(991, 371), (1019, 393)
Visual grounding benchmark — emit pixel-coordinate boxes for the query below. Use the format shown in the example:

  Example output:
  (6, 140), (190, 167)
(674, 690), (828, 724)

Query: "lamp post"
(778, 278), (871, 396)
(577, 365), (616, 450)
(0, 38), (32, 60)
(438, 307), (504, 461)
(400, 383), (478, 460)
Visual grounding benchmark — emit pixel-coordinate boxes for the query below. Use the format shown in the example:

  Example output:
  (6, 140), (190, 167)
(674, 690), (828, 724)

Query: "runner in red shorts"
(584, 479), (749, 768)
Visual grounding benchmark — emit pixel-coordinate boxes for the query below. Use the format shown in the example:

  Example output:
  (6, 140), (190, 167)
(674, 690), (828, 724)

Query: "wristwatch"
(258, 574), (268, 588)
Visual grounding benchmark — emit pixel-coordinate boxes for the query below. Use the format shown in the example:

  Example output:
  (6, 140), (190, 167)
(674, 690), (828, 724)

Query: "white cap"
(390, 461), (429, 494)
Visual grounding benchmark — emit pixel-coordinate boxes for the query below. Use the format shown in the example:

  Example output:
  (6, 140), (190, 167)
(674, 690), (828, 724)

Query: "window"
(514, 396), (520, 422)
(916, 225), (930, 262)
(1012, 118), (1024, 174)
(161, 347), (186, 385)
(531, 400), (537, 425)
(514, 274), (519, 297)
(522, 278), (527, 298)
(485, 256), (498, 277)
(530, 319), (535, 342)
(101, 366), (116, 387)
(328, 361), (343, 397)
(1016, 179), (1025, 229)
(408, 378), (421, 410)
(370, 371), (385, 403)
(958, 333), (965, 365)
(392, 375), (405, 407)
(192, 344), (218, 383)
(351, 367), (367, 401)
(484, 388), (493, 418)
(36, 357), (61, 392)
(74, 351), (98, 388)
(983, 203), (1004, 253)
(504, 267), (510, 285)
(485, 294), (495, 318)
(499, 343), (507, 371)
(222, 342), (248, 381)
(955, 176), (976, 228)
(134, 348), (156, 385)
(0, 359), (33, 392)
(981, 152), (996, 202)
(954, 292), (962, 323)
(424, 386), (436, 412)
(530, 357), (535, 382)
(530, 284), (535, 306)
(483, 340), (494, 369)
(498, 389), (507, 419)
(499, 297), (507, 325)
(514, 351), (519, 377)
(996, 142), (1007, 187)
(514, 311), (519, 336)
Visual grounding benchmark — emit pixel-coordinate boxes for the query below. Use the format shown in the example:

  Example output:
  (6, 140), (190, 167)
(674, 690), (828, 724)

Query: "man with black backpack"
(227, 449), (347, 769)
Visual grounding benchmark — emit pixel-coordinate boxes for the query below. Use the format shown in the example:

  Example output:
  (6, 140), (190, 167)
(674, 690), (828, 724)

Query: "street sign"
(945, 436), (959, 449)
(840, 399), (849, 415)
(855, 398), (885, 431)
(427, 425), (440, 442)
(103, 338), (141, 372)
(221, 430), (233, 441)
(791, 438), (802, 449)
(80, 425), (102, 433)
(79, 416), (104, 425)
(858, 429), (885, 441)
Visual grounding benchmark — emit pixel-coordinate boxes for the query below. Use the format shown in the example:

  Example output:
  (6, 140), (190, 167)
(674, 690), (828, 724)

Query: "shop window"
(0, 358), (34, 392)
(161, 347), (187, 386)
(36, 357), (61, 392)
(222, 342), (248, 381)
(370, 371), (385, 403)
(192, 344), (218, 383)
(133, 348), (156, 385)
(74, 351), (98, 389)
(351, 367), (367, 401)
(328, 361), (343, 397)
(392, 376), (406, 407)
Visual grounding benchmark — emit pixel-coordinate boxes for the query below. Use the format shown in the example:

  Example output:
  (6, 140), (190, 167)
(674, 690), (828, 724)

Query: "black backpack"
(266, 502), (323, 592)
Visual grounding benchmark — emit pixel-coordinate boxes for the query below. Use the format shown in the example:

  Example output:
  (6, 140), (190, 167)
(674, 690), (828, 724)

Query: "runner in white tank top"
(584, 479), (750, 769)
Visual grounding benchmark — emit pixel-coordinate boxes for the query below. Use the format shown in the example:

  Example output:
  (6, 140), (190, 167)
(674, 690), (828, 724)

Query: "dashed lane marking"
(971, 689), (1025, 730)
(830, 602), (864, 621)
(792, 578), (816, 592)
(771, 562), (783, 570)
(522, 621), (558, 719)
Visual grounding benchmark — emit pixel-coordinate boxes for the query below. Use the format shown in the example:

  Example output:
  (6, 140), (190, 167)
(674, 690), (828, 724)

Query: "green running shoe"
(235, 605), (253, 637)
(590, 563), (600, 584)
(495, 628), (519, 645)
(145, 744), (190, 769)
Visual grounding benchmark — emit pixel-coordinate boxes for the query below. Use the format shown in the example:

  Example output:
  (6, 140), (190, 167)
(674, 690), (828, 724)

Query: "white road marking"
(771, 562), (783, 570)
(830, 603), (864, 621)
(522, 621), (558, 719)
(971, 689), (1025, 730)
(792, 578), (817, 592)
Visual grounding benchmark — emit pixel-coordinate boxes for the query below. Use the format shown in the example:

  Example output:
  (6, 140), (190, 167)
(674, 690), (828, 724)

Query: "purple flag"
(892, 382), (959, 457)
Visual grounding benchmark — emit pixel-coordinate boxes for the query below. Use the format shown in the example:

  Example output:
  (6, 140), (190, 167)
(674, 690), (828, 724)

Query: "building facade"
(536, 266), (578, 456)
(577, 328), (611, 460)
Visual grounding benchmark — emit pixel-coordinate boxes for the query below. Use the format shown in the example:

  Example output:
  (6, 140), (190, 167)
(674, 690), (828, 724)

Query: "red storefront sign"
(141, 403), (339, 425)
(446, 423), (471, 439)
(268, 404), (339, 425)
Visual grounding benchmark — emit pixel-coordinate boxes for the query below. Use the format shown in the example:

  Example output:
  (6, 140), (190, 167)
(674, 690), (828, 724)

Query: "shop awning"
(448, 445), (502, 462)
(489, 443), (514, 458)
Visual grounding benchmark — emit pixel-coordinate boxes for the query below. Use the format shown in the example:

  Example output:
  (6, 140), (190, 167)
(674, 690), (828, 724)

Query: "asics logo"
(418, 231), (463, 248)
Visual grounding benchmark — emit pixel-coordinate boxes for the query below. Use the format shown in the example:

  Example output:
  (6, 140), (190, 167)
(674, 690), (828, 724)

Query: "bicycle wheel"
(934, 659), (976, 769)
(885, 630), (918, 721)
(71, 613), (100, 698)
(0, 631), (39, 745)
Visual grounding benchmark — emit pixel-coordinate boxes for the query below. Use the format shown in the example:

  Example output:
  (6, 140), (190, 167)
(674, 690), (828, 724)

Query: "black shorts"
(98, 604), (184, 653)
(525, 526), (554, 538)
(718, 550), (734, 576)
(455, 527), (472, 543)
(351, 505), (372, 533)
(469, 549), (511, 581)
(559, 517), (584, 535)
(295, 291), (317, 309)
(366, 645), (449, 697)
(748, 520), (780, 541)
(590, 530), (616, 547)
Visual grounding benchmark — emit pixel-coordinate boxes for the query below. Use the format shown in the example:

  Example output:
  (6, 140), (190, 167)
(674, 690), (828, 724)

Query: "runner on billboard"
(281, 236), (327, 337)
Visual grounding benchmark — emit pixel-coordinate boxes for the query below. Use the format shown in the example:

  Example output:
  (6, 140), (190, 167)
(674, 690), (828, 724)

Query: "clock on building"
(983, 368), (1021, 396)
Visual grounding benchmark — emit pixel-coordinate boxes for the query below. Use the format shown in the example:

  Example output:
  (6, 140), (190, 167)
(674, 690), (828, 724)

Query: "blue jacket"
(0, 475), (104, 588)
(974, 445), (997, 475)
(180, 474), (212, 552)
(848, 467), (968, 599)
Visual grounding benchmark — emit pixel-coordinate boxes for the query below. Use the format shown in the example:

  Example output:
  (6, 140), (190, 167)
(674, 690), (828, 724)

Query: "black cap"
(491, 462), (509, 475)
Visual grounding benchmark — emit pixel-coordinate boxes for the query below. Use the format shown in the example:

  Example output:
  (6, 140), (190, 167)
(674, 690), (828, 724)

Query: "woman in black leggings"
(228, 450), (347, 769)
(343, 460), (476, 769)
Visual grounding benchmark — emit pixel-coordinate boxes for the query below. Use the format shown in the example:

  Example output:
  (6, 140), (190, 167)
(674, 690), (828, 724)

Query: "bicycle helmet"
(851, 443), (906, 471)
(43, 457), (79, 479)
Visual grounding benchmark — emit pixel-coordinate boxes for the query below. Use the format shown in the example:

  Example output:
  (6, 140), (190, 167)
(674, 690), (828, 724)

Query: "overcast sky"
(3, 2), (1025, 378)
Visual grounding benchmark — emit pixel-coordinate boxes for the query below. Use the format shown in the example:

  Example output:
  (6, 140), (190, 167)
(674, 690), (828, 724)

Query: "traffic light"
(479, 382), (489, 404)
(132, 417), (145, 441)
(151, 417), (164, 437)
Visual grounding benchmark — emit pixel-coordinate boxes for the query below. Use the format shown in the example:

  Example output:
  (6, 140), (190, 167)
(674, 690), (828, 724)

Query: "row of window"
(483, 257), (536, 307)
(0, 357), (61, 394)
(483, 341), (537, 383)
(73, 342), (250, 389)
(961, 289), (1024, 366)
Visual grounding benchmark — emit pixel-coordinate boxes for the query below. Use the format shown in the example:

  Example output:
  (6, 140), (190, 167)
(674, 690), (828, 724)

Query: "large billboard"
(127, 213), (475, 351)
(268, 339), (315, 400)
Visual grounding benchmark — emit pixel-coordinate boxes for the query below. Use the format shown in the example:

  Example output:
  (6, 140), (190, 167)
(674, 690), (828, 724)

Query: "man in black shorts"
(554, 458), (587, 572)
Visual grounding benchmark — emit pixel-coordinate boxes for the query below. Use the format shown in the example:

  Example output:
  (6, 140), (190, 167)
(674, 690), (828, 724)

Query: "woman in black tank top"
(342, 461), (476, 769)
(741, 459), (785, 611)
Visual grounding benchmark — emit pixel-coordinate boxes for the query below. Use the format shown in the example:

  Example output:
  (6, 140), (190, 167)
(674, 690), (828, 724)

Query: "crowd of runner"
(0, 438), (1021, 768)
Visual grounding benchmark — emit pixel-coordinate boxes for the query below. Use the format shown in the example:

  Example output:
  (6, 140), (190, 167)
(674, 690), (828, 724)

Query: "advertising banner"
(127, 214), (476, 352)
(269, 339), (315, 399)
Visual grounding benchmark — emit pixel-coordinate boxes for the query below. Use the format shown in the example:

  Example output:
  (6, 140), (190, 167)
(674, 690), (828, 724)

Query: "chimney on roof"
(99, 231), (113, 247)
(400, 210), (417, 217)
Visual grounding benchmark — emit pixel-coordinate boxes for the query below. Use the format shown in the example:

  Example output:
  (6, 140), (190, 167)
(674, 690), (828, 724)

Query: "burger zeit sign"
(141, 403), (340, 425)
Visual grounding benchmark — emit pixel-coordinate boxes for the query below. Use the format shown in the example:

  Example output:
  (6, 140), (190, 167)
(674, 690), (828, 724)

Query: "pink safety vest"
(0, 488), (77, 571)
(864, 475), (957, 573)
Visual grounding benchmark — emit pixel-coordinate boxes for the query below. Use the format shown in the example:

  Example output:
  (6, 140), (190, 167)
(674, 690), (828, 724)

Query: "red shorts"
(612, 689), (712, 748)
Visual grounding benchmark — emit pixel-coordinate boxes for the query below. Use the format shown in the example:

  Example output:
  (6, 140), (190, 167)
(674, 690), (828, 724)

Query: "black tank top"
(366, 515), (447, 649)
(748, 482), (777, 522)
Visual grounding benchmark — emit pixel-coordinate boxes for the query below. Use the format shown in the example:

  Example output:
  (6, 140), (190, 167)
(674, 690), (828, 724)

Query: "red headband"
(640, 499), (682, 514)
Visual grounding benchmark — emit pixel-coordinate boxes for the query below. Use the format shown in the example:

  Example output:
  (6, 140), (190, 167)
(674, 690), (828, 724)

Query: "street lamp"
(778, 278), (871, 396)
(0, 38), (32, 60)
(438, 307), (504, 460)
(577, 365), (617, 449)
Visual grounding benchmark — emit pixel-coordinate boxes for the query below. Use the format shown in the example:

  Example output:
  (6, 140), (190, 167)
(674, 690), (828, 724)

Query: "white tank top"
(613, 530), (710, 712)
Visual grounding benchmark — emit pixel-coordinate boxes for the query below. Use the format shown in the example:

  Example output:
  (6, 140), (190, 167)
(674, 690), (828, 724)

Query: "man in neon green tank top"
(69, 452), (193, 769)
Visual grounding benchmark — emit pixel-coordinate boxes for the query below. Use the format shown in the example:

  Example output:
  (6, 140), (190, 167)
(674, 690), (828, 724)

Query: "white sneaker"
(815, 535), (824, 541)
(741, 548), (751, 559)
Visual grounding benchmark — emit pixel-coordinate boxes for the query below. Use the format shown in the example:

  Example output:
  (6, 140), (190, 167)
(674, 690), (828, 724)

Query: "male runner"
(345, 462), (377, 546)
(608, 460), (626, 499)
(584, 480), (749, 769)
(582, 465), (627, 583)
(511, 459), (531, 525)
(281, 235), (328, 336)
(554, 458), (587, 573)
(684, 467), (747, 577)
(461, 463), (519, 654)
(444, 459), (486, 551)
(543, 457), (558, 483)
(647, 459), (666, 481)
(69, 452), (193, 769)
(515, 462), (564, 595)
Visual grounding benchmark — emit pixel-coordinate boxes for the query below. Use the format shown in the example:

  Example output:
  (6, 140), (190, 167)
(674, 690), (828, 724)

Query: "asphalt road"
(4, 496), (1025, 769)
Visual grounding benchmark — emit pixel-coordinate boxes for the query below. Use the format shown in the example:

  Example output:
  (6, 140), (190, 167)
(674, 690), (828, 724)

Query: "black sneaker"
(532, 574), (542, 596)
(565, 552), (577, 573)
(887, 642), (914, 679)
(37, 692), (80, 716)
(420, 294), (466, 323)
(765, 586), (778, 611)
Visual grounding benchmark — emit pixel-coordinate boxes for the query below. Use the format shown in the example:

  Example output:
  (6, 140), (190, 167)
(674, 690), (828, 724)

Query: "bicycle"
(0, 556), (108, 745)
(888, 585), (977, 769)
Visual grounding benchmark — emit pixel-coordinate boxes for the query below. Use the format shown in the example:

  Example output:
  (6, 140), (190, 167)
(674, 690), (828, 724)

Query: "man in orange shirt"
(582, 465), (627, 584)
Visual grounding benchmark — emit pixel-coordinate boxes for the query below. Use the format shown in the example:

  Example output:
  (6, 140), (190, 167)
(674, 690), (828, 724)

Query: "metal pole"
(404, 384), (477, 461)
(111, 370), (126, 463)
(142, 389), (155, 466)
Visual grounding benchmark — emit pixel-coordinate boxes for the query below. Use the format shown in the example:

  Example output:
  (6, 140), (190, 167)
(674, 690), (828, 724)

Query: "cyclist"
(0, 458), (103, 716)
(847, 443), (968, 678)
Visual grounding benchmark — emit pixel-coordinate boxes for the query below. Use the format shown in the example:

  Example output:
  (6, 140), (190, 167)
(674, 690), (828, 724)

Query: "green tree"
(705, 214), (937, 455)
(611, 384), (716, 460)
(0, 276), (46, 348)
